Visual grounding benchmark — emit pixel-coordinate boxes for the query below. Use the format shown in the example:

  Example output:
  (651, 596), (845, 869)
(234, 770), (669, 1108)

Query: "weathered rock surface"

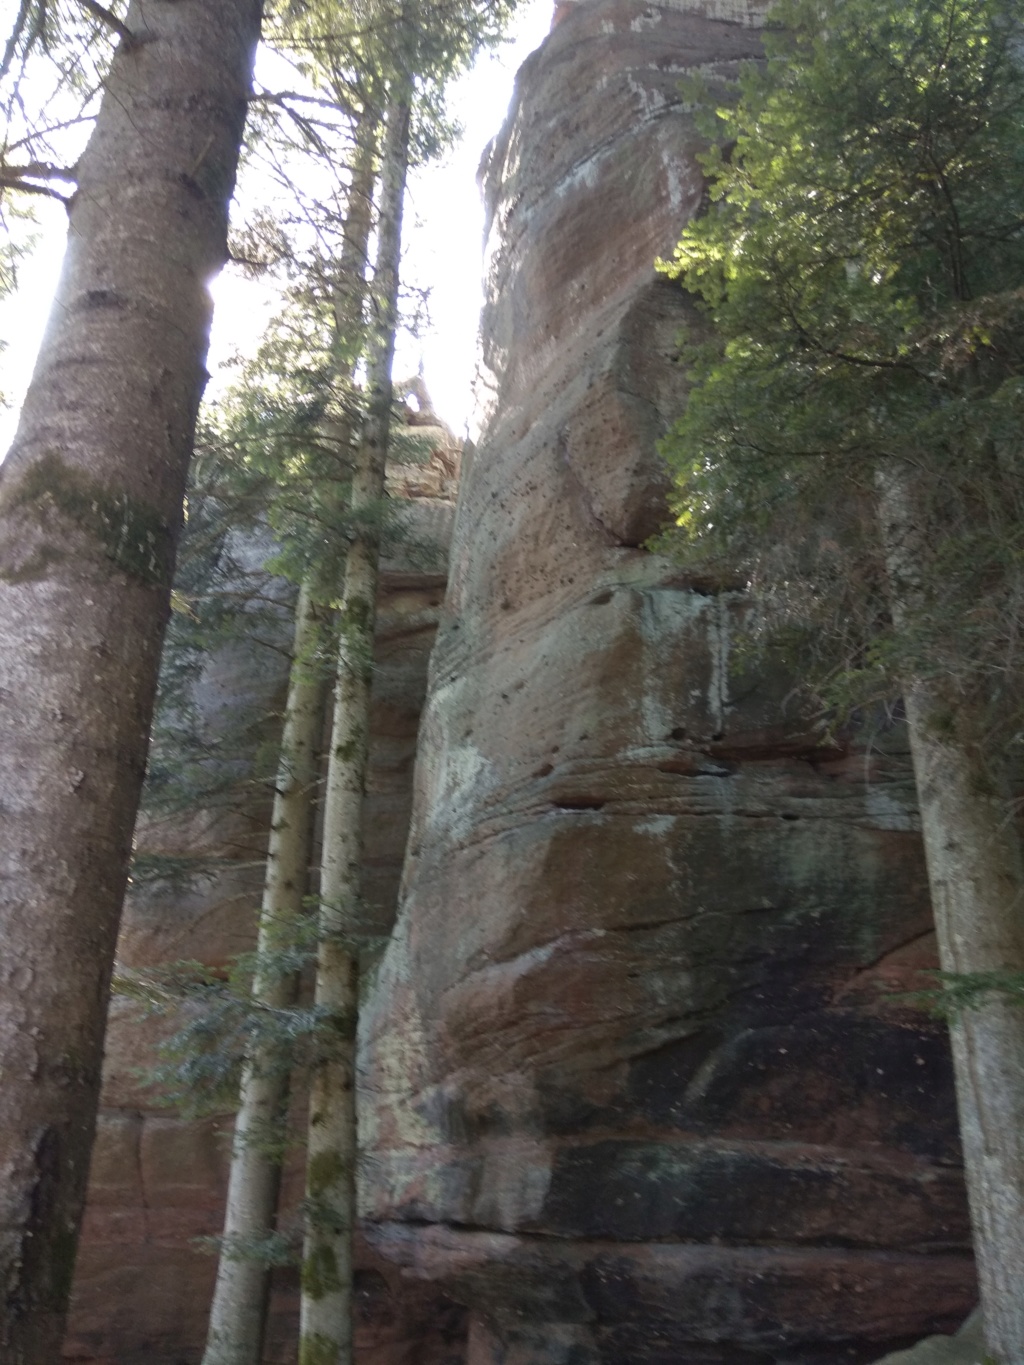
(869, 1311), (985, 1365)
(64, 441), (462, 1364)
(359, 2), (976, 1361)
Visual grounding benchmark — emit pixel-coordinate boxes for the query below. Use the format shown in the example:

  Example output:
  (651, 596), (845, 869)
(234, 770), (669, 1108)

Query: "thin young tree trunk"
(0, 4), (262, 1360)
(202, 120), (378, 1365)
(298, 88), (411, 1365)
(202, 580), (331, 1365)
(879, 467), (1024, 1364)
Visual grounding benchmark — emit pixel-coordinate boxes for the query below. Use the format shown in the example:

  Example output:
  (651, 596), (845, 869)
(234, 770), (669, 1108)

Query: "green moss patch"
(2, 450), (173, 587)
(301, 1242), (341, 1300)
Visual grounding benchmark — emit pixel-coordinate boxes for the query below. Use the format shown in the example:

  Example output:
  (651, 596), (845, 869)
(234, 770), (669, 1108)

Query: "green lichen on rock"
(1, 450), (173, 587)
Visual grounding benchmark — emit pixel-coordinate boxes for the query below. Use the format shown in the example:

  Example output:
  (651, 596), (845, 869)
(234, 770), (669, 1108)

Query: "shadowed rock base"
(870, 1311), (983, 1365)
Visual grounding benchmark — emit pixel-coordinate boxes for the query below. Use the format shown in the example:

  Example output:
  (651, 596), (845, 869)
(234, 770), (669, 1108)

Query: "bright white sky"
(0, 0), (552, 454)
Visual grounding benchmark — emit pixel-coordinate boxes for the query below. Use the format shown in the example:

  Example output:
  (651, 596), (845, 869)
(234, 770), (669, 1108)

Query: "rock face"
(358, 3), (976, 1362)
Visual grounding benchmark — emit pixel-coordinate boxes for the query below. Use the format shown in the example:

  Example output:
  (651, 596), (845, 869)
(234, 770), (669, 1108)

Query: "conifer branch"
(77, 0), (136, 48)
(0, 159), (76, 182)
(251, 88), (359, 122)
(0, 168), (71, 202)
(0, 0), (34, 81)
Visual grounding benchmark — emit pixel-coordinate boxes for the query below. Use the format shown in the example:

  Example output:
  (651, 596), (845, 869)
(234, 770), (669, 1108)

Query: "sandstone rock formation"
(358, 2), (976, 1361)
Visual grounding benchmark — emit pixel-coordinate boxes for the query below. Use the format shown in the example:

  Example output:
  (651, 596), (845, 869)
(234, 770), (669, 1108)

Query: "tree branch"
(77, 0), (136, 47)
(0, 0), (34, 81)
(0, 160), (77, 183)
(0, 173), (70, 203)
(251, 88), (358, 121)
(5, 112), (97, 158)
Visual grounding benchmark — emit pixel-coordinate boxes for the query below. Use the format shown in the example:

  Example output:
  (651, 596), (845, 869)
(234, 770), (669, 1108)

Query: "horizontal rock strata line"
(364, 1222), (975, 1344)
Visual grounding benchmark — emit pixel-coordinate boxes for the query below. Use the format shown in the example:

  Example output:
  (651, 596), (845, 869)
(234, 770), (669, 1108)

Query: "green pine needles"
(656, 0), (1024, 741)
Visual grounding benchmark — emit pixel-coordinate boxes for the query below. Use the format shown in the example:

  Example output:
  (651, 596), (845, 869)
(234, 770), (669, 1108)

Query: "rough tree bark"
(202, 121), (378, 1365)
(298, 87), (411, 1365)
(879, 467), (1024, 1364)
(0, 2), (262, 1359)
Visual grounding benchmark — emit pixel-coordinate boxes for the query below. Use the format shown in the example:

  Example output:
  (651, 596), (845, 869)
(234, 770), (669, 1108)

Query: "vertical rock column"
(360, 3), (975, 1363)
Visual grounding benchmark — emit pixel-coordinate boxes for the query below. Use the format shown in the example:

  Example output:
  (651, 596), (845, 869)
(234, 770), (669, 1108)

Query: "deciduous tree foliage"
(0, 2), (263, 1358)
(658, 0), (1024, 1356)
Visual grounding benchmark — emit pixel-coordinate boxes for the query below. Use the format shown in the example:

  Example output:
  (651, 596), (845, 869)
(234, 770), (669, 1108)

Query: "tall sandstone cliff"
(358, 2), (977, 1362)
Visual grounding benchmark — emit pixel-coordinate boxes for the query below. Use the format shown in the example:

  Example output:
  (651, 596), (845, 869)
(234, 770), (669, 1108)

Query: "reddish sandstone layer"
(358, 3), (975, 1362)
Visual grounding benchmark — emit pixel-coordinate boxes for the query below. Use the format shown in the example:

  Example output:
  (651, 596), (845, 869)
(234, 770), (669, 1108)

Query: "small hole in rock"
(669, 727), (686, 741)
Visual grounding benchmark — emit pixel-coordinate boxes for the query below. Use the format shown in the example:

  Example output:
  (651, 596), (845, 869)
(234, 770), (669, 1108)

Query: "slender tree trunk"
(298, 88), (410, 1365)
(202, 580), (331, 1365)
(0, 2), (262, 1357)
(879, 467), (1024, 1364)
(202, 120), (378, 1365)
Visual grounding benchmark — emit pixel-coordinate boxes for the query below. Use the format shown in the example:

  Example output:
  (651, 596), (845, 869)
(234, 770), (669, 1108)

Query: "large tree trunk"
(202, 121), (378, 1365)
(879, 468), (1024, 1364)
(0, 3), (262, 1359)
(298, 88), (410, 1365)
